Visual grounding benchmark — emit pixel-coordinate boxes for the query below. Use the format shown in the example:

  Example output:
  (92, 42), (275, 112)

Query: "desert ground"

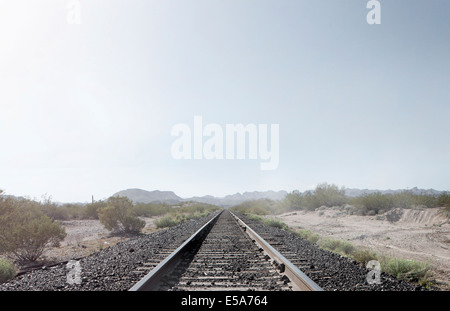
(271, 207), (449, 289)
(43, 217), (159, 262)
(42, 207), (449, 290)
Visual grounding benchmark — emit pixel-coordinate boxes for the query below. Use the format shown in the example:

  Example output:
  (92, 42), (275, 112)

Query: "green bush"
(437, 192), (450, 208)
(39, 196), (87, 221)
(283, 192), (304, 210)
(339, 241), (355, 255)
(282, 183), (348, 211)
(390, 191), (439, 209)
(380, 257), (431, 283)
(98, 196), (145, 234)
(351, 192), (395, 215)
(239, 214), (288, 230)
(310, 183), (348, 209)
(174, 202), (221, 215)
(146, 202), (220, 229)
(84, 200), (107, 219)
(351, 249), (378, 266)
(437, 193), (450, 218)
(319, 238), (355, 255)
(0, 197), (66, 262)
(132, 203), (171, 217)
(246, 214), (263, 222)
(296, 229), (320, 243)
(154, 215), (178, 228)
(40, 199), (70, 220)
(0, 258), (16, 283)
(230, 199), (278, 215)
(262, 218), (288, 230)
(319, 238), (341, 252)
(350, 190), (442, 215)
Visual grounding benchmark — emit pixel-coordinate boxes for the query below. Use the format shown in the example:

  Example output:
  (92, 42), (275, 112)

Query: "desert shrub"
(436, 192), (450, 218)
(380, 257), (431, 283)
(40, 199), (70, 220)
(230, 199), (278, 215)
(351, 192), (395, 215)
(442, 206), (450, 218)
(319, 238), (341, 252)
(339, 241), (355, 255)
(390, 191), (438, 209)
(437, 192), (450, 207)
(311, 183), (348, 209)
(174, 202), (221, 215)
(98, 196), (145, 234)
(40, 199), (86, 220)
(262, 218), (288, 230)
(149, 202), (219, 228)
(239, 213), (287, 230)
(283, 192), (304, 210)
(0, 197), (66, 262)
(154, 215), (178, 228)
(319, 238), (355, 255)
(410, 193), (439, 208)
(84, 200), (107, 219)
(61, 203), (86, 219)
(245, 214), (263, 222)
(180, 211), (209, 221)
(351, 249), (378, 266)
(351, 190), (443, 215)
(121, 215), (146, 233)
(0, 258), (16, 283)
(296, 229), (320, 243)
(437, 193), (450, 218)
(132, 203), (171, 217)
(283, 183), (348, 211)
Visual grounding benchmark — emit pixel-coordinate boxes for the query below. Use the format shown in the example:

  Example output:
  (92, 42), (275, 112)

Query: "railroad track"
(130, 210), (322, 291)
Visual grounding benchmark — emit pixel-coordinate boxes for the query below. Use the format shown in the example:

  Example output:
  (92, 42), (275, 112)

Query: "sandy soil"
(43, 217), (159, 262)
(271, 207), (450, 289)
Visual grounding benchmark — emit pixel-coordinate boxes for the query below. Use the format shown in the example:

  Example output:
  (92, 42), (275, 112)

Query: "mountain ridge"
(112, 188), (288, 206)
(112, 187), (447, 207)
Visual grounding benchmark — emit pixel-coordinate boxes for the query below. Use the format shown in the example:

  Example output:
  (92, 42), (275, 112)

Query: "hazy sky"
(1, 0), (449, 203)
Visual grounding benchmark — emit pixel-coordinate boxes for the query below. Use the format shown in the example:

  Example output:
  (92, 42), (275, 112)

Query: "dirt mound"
(394, 208), (448, 226)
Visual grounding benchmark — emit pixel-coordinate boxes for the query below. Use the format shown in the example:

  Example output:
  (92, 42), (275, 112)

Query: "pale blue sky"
(0, 0), (449, 202)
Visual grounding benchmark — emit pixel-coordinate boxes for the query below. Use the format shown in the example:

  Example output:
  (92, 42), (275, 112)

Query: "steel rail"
(129, 210), (222, 291)
(230, 211), (323, 291)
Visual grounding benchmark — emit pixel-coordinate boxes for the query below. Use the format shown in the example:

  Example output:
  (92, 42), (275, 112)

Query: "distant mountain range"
(112, 187), (446, 207)
(112, 188), (288, 207)
(113, 189), (182, 205)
